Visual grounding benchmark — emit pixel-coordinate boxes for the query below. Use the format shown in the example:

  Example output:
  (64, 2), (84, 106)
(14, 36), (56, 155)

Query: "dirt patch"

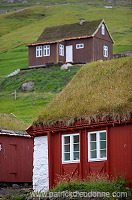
(0, 183), (32, 200)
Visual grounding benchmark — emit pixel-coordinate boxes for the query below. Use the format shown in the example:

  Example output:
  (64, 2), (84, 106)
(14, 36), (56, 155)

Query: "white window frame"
(59, 44), (64, 56)
(36, 46), (42, 57)
(76, 43), (84, 49)
(103, 45), (108, 57)
(44, 45), (50, 56)
(62, 133), (80, 164)
(88, 130), (107, 162)
(102, 24), (105, 35)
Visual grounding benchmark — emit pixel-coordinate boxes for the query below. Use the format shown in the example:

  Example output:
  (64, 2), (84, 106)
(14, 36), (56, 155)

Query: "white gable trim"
(92, 19), (115, 43)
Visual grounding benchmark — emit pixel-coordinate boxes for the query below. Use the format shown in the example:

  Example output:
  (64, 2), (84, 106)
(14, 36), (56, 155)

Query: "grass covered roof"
(36, 19), (102, 43)
(34, 57), (132, 126)
(0, 114), (26, 131)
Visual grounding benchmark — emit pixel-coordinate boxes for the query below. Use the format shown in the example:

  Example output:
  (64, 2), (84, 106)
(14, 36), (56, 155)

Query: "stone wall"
(33, 136), (49, 192)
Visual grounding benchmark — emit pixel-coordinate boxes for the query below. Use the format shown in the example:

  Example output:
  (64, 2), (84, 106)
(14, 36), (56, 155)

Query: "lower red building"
(0, 130), (33, 183)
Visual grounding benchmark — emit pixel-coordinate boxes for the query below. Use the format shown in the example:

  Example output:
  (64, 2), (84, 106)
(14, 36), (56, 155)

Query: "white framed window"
(103, 45), (108, 57)
(62, 133), (80, 163)
(36, 46), (42, 57)
(76, 43), (84, 49)
(102, 24), (105, 35)
(44, 45), (50, 56)
(59, 44), (64, 56)
(88, 130), (107, 162)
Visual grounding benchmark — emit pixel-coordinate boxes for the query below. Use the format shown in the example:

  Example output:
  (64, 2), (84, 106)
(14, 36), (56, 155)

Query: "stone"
(60, 63), (73, 70)
(21, 81), (34, 91)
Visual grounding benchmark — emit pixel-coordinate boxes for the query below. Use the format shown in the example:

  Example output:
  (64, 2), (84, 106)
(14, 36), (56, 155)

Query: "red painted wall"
(48, 124), (132, 188)
(108, 124), (132, 182)
(0, 135), (33, 182)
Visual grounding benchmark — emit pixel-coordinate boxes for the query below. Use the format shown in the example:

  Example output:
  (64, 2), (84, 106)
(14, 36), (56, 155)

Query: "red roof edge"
(26, 35), (93, 47)
(26, 119), (132, 137)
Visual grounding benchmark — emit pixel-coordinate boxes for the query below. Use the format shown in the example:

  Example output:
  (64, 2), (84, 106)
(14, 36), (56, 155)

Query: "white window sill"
(88, 158), (107, 162)
(62, 160), (80, 164)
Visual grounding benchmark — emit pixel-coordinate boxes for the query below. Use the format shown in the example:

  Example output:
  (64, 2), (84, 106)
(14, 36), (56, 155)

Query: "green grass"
(0, 92), (56, 126)
(0, 65), (82, 126)
(0, 46), (28, 76)
(0, 65), (82, 92)
(50, 175), (131, 199)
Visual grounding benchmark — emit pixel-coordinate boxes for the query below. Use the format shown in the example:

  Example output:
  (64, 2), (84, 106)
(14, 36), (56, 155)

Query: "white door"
(66, 45), (73, 62)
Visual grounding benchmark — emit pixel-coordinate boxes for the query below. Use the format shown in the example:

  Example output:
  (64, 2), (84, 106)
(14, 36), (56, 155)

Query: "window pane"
(90, 142), (96, 150)
(64, 145), (70, 152)
(64, 153), (70, 161)
(90, 133), (96, 141)
(90, 150), (97, 158)
(100, 150), (106, 158)
(64, 136), (70, 144)
(100, 132), (106, 140)
(100, 141), (106, 149)
(74, 152), (79, 160)
(73, 144), (79, 151)
(74, 135), (79, 143)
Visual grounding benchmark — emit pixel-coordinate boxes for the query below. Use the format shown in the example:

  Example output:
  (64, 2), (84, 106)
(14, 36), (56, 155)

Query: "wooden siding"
(0, 135), (33, 182)
(108, 124), (132, 182)
(95, 22), (113, 43)
(28, 43), (57, 67)
(48, 124), (132, 188)
(65, 38), (93, 63)
(93, 37), (113, 61)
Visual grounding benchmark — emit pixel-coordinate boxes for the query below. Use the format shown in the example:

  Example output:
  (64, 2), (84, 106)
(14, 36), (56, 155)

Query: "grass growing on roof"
(0, 113), (26, 131)
(35, 57), (132, 126)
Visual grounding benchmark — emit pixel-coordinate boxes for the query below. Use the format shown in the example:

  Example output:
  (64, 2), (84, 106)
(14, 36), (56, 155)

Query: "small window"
(36, 46), (42, 57)
(62, 134), (80, 163)
(102, 24), (105, 35)
(44, 45), (50, 56)
(59, 44), (64, 56)
(76, 43), (84, 49)
(88, 130), (107, 162)
(103, 45), (108, 57)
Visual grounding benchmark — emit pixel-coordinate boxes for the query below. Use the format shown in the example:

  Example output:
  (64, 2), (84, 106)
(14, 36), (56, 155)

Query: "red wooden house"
(27, 19), (114, 67)
(0, 129), (33, 183)
(27, 57), (132, 192)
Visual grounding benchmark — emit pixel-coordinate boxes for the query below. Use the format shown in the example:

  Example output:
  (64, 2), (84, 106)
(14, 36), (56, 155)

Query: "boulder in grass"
(60, 63), (73, 70)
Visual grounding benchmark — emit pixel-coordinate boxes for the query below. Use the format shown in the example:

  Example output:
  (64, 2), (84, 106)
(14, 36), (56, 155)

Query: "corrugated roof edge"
(0, 129), (31, 137)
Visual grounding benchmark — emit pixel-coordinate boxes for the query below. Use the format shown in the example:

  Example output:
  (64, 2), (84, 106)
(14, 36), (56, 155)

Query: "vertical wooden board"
(0, 135), (33, 182)
(109, 124), (132, 182)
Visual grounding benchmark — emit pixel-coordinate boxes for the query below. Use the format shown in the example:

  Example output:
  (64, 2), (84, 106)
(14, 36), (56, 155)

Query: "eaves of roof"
(26, 35), (93, 46)
(26, 119), (132, 137)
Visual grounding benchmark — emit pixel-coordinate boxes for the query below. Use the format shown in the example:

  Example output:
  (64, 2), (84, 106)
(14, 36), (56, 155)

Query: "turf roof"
(36, 19), (103, 43)
(0, 114), (26, 131)
(34, 57), (132, 126)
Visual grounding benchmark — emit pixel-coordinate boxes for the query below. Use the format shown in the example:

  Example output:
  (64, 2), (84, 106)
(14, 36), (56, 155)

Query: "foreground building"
(27, 57), (132, 192)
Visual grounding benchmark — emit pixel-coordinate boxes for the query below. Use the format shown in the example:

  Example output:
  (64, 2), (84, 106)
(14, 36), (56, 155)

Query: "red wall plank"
(0, 135), (33, 182)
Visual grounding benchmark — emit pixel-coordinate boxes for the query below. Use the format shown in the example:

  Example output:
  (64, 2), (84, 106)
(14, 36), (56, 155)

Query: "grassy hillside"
(0, 3), (131, 54)
(0, 92), (56, 126)
(0, 65), (82, 126)
(0, 0), (131, 130)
